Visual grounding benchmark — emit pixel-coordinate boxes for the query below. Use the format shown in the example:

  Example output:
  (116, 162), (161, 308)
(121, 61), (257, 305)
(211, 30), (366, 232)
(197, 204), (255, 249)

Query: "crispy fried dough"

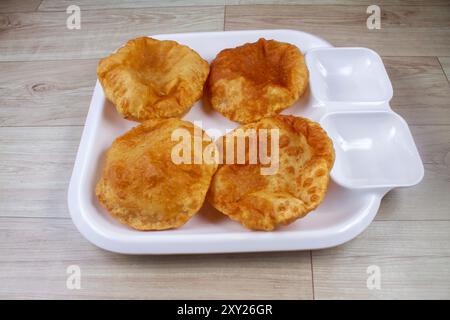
(97, 37), (210, 121)
(208, 115), (334, 231)
(96, 118), (218, 230)
(208, 39), (309, 124)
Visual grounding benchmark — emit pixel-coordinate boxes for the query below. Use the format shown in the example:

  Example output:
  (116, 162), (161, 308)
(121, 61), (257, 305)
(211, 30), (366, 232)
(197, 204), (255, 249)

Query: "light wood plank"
(0, 126), (82, 218)
(0, 0), (41, 13)
(377, 163), (450, 221)
(376, 120), (449, 222)
(237, 0), (450, 4)
(0, 60), (96, 126)
(225, 5), (450, 57)
(313, 256), (450, 299)
(313, 221), (450, 299)
(0, 217), (312, 299)
(0, 57), (447, 126)
(38, 0), (450, 12)
(439, 57), (450, 82)
(314, 221), (450, 257)
(385, 57), (450, 125)
(39, 0), (238, 11)
(410, 125), (450, 166)
(0, 6), (224, 61)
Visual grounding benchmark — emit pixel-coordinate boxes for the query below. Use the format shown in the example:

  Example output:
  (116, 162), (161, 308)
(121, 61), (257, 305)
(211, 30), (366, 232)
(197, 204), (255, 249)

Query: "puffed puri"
(208, 38), (309, 124)
(96, 118), (218, 230)
(207, 115), (335, 231)
(97, 37), (210, 122)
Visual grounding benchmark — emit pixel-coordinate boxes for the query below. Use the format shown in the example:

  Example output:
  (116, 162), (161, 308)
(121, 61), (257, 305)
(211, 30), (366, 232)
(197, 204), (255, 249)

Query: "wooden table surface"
(1, 0), (449, 299)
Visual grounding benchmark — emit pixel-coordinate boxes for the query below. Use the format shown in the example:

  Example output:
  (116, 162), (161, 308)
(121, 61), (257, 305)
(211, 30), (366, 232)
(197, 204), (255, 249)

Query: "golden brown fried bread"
(208, 38), (309, 124)
(208, 115), (334, 231)
(97, 37), (210, 121)
(96, 118), (218, 230)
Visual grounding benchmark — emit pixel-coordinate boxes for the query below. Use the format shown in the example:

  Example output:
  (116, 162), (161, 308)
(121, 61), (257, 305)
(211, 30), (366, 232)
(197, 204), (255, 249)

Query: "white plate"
(68, 29), (424, 254)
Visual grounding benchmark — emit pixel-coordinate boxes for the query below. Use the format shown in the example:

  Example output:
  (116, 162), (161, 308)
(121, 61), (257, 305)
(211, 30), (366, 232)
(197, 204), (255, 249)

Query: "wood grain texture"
(0, 6), (224, 61)
(0, 217), (312, 299)
(315, 221), (450, 257)
(410, 125), (450, 166)
(0, 0), (41, 13)
(236, 0), (450, 4)
(376, 124), (450, 221)
(385, 57), (450, 125)
(233, 0), (450, 4)
(439, 56), (450, 82)
(37, 0), (450, 12)
(0, 126), (81, 218)
(0, 60), (96, 126)
(313, 256), (450, 299)
(0, 57), (447, 126)
(225, 5), (450, 57)
(39, 0), (238, 11)
(376, 163), (450, 221)
(312, 221), (450, 299)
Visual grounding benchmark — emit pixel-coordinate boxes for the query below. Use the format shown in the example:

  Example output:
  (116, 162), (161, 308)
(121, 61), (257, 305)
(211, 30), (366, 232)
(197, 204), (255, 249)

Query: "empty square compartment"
(321, 112), (424, 189)
(306, 47), (393, 104)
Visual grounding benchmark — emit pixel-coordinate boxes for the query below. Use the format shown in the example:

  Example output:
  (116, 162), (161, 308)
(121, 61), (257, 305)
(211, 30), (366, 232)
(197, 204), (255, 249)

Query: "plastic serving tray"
(68, 30), (424, 254)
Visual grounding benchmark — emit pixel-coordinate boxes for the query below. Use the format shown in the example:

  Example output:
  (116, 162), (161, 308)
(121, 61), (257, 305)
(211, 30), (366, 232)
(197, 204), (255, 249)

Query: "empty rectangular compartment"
(320, 112), (424, 189)
(306, 47), (393, 105)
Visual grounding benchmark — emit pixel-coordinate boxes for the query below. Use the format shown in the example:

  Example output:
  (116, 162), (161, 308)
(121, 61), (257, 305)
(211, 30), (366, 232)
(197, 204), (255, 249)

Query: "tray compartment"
(321, 111), (424, 189)
(306, 47), (393, 106)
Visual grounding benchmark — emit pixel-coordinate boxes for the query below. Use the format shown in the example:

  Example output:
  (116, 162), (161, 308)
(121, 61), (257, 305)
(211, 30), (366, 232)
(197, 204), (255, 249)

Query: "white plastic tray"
(68, 30), (424, 254)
